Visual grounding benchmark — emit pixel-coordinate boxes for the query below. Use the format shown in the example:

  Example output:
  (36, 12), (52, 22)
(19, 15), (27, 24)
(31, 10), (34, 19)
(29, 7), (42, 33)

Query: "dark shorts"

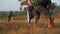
(34, 6), (51, 18)
(27, 7), (35, 19)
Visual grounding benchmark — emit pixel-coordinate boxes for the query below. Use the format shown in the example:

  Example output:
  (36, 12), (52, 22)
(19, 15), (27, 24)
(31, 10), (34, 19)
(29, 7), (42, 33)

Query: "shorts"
(27, 7), (35, 19)
(34, 5), (51, 18)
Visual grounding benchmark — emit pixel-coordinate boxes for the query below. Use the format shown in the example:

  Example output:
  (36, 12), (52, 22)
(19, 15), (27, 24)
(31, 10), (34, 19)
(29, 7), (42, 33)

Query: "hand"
(28, 0), (33, 6)
(47, 5), (50, 9)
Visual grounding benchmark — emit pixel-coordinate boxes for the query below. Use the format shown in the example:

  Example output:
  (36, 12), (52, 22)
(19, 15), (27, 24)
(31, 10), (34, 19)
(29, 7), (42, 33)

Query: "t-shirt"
(31, 0), (51, 8)
(41, 0), (51, 8)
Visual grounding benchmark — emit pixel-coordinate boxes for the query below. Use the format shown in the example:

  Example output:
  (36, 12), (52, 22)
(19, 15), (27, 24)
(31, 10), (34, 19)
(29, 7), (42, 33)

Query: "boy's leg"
(43, 8), (54, 27)
(35, 11), (40, 25)
(47, 12), (54, 27)
(34, 6), (42, 25)
(27, 7), (35, 25)
(27, 10), (31, 25)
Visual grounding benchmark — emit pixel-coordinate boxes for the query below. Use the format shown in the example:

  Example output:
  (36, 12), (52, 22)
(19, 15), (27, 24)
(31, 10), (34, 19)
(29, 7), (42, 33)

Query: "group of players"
(8, 0), (54, 28)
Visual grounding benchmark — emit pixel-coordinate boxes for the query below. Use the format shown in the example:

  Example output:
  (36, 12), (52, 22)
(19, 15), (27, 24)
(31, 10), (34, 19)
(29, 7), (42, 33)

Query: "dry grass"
(0, 14), (60, 34)
(0, 22), (60, 34)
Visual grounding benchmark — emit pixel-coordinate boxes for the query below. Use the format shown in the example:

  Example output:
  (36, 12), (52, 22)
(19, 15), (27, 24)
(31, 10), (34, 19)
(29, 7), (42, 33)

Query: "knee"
(35, 15), (40, 20)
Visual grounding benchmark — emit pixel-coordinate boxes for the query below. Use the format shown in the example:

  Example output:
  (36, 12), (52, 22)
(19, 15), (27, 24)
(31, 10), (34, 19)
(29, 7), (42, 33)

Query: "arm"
(28, 0), (32, 6)
(46, 0), (51, 10)
(24, 0), (32, 6)
(46, 5), (50, 10)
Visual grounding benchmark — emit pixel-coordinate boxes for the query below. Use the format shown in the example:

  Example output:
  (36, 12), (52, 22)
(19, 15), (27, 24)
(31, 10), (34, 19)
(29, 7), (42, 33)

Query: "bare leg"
(27, 9), (34, 25)
(43, 8), (54, 27)
(35, 12), (40, 25)
(47, 12), (54, 27)
(27, 6), (35, 26)
(27, 10), (30, 25)
(47, 17), (54, 27)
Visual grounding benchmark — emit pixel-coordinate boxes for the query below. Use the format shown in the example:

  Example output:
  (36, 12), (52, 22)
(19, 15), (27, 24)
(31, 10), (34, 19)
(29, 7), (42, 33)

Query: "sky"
(0, 0), (60, 11)
(52, 0), (60, 5)
(0, 0), (20, 11)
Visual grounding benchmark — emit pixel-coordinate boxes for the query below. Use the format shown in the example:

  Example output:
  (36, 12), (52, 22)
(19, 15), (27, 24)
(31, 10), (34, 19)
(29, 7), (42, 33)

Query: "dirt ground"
(0, 21), (60, 34)
(0, 14), (60, 34)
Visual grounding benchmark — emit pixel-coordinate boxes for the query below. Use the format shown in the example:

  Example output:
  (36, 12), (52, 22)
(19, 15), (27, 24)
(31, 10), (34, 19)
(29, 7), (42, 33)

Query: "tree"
(51, 3), (57, 10)
(50, 3), (57, 14)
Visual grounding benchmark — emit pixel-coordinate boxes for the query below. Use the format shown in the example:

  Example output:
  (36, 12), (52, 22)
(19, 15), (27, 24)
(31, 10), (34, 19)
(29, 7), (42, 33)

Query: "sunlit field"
(0, 11), (60, 34)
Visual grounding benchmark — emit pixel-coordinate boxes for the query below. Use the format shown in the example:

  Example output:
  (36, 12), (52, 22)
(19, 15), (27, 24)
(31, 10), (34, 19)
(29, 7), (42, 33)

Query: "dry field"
(0, 13), (60, 34)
